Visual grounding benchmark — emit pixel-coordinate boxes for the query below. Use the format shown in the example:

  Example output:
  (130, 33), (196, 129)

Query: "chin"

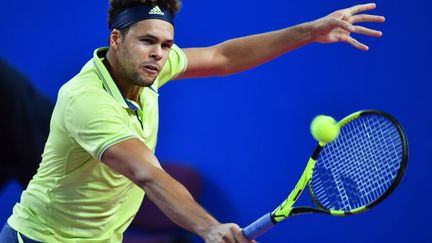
(134, 77), (156, 87)
(143, 79), (156, 87)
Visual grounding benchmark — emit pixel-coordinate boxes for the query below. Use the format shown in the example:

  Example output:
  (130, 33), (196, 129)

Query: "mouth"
(143, 64), (160, 75)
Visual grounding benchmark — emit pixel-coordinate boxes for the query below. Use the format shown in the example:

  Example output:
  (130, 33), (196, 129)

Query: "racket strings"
(310, 115), (403, 211)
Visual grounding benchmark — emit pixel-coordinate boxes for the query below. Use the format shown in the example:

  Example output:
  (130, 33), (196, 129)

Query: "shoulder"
(168, 44), (188, 74)
(58, 60), (108, 102)
(157, 44), (188, 87)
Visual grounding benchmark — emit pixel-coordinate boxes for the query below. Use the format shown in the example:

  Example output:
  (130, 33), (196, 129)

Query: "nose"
(149, 45), (163, 60)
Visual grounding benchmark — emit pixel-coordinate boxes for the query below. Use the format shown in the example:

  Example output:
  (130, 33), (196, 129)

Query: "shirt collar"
(93, 47), (130, 109)
(92, 47), (158, 111)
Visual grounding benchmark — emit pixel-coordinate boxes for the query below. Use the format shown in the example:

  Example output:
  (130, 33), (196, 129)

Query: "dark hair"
(108, 0), (181, 31)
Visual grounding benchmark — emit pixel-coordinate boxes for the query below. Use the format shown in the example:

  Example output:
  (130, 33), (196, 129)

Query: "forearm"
(138, 166), (219, 238)
(101, 139), (219, 239)
(216, 22), (313, 75)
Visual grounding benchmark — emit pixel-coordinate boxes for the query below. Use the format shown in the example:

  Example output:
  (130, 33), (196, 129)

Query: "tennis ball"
(310, 115), (340, 143)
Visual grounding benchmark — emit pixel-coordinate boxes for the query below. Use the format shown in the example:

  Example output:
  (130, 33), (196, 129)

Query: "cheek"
(160, 50), (171, 62)
(122, 46), (143, 65)
(134, 44), (150, 55)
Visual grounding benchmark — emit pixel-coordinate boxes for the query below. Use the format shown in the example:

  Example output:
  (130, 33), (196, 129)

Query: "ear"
(110, 29), (121, 50)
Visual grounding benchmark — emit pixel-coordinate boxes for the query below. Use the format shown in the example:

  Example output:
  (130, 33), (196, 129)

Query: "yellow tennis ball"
(310, 115), (340, 143)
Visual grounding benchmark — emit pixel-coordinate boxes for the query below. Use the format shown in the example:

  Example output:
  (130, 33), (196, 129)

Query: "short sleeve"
(157, 44), (188, 88)
(64, 91), (138, 160)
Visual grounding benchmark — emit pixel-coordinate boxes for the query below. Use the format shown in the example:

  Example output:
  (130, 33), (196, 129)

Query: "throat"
(126, 90), (142, 104)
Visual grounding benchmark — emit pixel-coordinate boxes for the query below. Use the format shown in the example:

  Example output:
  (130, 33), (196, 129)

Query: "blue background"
(1, 0), (431, 242)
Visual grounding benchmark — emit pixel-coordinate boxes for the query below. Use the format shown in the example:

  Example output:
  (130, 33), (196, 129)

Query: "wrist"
(296, 21), (314, 45)
(196, 219), (221, 240)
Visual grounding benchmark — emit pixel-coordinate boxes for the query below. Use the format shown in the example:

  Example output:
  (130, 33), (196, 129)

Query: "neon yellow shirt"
(7, 45), (187, 243)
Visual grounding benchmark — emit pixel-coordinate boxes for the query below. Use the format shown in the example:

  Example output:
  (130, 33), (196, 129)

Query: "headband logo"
(110, 5), (174, 30)
(149, 6), (165, 15)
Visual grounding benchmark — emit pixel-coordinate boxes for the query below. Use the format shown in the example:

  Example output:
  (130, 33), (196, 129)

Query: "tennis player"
(0, 0), (384, 242)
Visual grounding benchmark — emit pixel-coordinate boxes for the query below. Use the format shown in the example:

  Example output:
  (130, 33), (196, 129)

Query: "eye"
(141, 38), (155, 44)
(162, 43), (173, 50)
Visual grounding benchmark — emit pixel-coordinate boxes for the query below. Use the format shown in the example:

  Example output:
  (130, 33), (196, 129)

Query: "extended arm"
(176, 3), (384, 79)
(101, 138), (251, 243)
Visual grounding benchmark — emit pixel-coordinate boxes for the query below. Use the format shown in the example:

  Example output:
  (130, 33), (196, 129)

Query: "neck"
(104, 49), (142, 103)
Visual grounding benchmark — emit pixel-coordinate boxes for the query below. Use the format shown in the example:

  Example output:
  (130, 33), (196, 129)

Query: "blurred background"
(1, 0), (431, 242)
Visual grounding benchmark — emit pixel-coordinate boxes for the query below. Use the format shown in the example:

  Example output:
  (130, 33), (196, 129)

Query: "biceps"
(101, 138), (162, 184)
(175, 45), (228, 79)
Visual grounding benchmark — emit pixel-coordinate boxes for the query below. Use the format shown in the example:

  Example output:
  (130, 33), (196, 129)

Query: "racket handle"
(243, 213), (274, 240)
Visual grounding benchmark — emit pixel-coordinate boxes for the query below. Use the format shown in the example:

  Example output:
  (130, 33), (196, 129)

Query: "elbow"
(127, 163), (156, 187)
(211, 45), (239, 77)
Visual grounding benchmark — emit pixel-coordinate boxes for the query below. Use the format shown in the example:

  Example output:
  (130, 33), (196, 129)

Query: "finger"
(334, 19), (355, 33)
(352, 25), (383, 37)
(232, 226), (250, 243)
(347, 36), (369, 51)
(348, 3), (377, 15)
(350, 14), (385, 23)
(223, 232), (236, 243)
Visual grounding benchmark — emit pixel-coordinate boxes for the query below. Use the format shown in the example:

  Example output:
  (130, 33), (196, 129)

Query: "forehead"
(128, 19), (174, 40)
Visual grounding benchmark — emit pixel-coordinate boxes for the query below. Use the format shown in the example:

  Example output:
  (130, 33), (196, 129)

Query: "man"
(0, 0), (384, 242)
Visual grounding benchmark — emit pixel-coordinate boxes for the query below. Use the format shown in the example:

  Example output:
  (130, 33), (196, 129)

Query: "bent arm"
(101, 138), (218, 238)
(101, 138), (251, 243)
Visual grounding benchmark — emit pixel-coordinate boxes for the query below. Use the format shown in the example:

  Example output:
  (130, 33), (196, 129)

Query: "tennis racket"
(243, 110), (408, 240)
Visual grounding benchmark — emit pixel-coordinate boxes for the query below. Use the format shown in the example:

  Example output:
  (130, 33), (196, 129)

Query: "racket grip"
(243, 213), (274, 240)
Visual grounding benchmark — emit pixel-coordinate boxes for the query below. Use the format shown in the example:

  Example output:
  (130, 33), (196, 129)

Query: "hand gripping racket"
(243, 110), (408, 240)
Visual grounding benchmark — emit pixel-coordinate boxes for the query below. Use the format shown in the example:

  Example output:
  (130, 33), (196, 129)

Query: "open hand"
(310, 3), (385, 50)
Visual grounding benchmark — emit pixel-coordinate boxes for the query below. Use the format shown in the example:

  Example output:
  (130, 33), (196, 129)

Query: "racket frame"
(243, 110), (408, 240)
